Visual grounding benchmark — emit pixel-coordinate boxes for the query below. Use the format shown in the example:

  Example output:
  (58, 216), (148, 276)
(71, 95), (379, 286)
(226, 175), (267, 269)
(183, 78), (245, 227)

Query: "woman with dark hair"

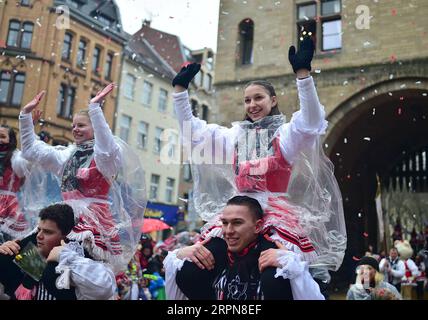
(0, 124), (30, 241)
(168, 32), (346, 286)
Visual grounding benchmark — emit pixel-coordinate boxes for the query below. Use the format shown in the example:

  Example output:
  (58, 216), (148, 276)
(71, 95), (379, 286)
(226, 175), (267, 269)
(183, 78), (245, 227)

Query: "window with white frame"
(92, 46), (102, 74)
(203, 73), (212, 91)
(137, 121), (148, 149)
(77, 39), (87, 68)
(167, 132), (177, 159)
(141, 80), (153, 106)
(154, 127), (163, 154)
(56, 84), (75, 118)
(296, 0), (342, 52)
(150, 174), (160, 200)
(105, 52), (114, 80)
(158, 88), (168, 112)
(119, 114), (132, 142)
(0, 72), (26, 106)
(7, 20), (34, 49)
(183, 163), (192, 181)
(124, 74), (136, 100)
(165, 178), (175, 203)
(62, 32), (73, 61)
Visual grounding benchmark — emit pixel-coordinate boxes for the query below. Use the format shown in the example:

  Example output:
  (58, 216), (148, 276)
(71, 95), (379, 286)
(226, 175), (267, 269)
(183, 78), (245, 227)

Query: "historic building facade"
(214, 0), (428, 283)
(0, 0), (126, 144)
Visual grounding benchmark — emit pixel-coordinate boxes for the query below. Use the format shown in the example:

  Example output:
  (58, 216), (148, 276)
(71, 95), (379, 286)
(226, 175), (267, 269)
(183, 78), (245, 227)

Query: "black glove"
(172, 63), (201, 89)
(288, 34), (315, 74)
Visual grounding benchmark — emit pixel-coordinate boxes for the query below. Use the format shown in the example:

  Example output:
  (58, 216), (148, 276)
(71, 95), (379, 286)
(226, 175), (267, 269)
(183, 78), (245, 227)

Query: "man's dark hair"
(39, 203), (75, 236)
(226, 195), (264, 220)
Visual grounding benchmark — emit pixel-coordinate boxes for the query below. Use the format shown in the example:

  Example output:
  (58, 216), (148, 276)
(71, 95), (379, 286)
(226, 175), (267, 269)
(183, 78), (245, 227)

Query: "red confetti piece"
(399, 96), (404, 101)
(363, 232), (368, 238)
(391, 8), (397, 16)
(390, 55), (397, 63)
(352, 256), (361, 261)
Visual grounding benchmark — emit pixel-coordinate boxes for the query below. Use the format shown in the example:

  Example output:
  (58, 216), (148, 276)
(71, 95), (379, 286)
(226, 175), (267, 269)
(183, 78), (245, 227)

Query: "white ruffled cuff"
(275, 250), (307, 280)
(164, 249), (187, 271)
(55, 242), (86, 290)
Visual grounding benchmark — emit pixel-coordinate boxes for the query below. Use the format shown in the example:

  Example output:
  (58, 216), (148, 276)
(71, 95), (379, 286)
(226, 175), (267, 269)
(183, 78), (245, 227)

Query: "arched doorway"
(324, 77), (428, 284)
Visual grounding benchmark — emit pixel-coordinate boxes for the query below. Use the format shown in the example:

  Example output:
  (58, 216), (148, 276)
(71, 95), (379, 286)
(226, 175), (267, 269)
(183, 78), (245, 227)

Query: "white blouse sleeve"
(88, 103), (122, 179)
(10, 150), (30, 178)
(163, 249), (189, 300)
(19, 112), (71, 176)
(275, 250), (325, 300)
(56, 244), (117, 300)
(173, 91), (237, 159)
(279, 76), (328, 164)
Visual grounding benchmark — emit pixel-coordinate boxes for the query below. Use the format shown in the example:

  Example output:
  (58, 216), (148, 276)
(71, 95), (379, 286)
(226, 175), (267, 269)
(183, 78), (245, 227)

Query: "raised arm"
(279, 33), (328, 164)
(19, 91), (71, 175)
(89, 83), (122, 179)
(172, 63), (236, 157)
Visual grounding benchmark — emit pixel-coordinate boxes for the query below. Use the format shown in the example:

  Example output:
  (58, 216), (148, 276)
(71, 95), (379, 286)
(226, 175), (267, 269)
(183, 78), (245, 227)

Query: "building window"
(150, 174), (160, 200)
(201, 105), (209, 121)
(238, 19), (254, 65)
(141, 80), (153, 106)
(167, 132), (177, 159)
(322, 20), (341, 51)
(206, 56), (214, 71)
(20, 0), (31, 6)
(296, 0), (342, 52)
(154, 127), (163, 154)
(165, 178), (175, 203)
(77, 39), (87, 68)
(105, 52), (113, 80)
(137, 121), (148, 149)
(56, 84), (75, 118)
(7, 21), (33, 49)
(190, 99), (199, 117)
(21, 23), (34, 49)
(92, 46), (101, 74)
(123, 74), (136, 100)
(119, 114), (132, 142)
(62, 32), (73, 61)
(0, 72), (25, 106)
(158, 88), (168, 112)
(183, 163), (192, 181)
(203, 73), (212, 91)
(194, 71), (202, 87)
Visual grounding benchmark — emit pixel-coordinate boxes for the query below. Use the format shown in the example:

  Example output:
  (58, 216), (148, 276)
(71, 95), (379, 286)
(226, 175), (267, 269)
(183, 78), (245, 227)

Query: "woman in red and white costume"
(18, 84), (146, 273)
(0, 124), (31, 241)
(171, 33), (346, 280)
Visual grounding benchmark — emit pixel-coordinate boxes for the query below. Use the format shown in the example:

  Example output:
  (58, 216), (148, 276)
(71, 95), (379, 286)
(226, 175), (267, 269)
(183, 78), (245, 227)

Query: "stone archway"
(323, 77), (428, 283)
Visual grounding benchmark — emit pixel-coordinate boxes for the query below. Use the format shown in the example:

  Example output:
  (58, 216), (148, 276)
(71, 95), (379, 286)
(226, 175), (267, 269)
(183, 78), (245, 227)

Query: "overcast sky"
(116, 0), (220, 52)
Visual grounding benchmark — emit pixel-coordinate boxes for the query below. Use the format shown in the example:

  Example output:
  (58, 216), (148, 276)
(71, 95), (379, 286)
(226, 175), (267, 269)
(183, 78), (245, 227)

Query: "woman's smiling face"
(244, 85), (277, 122)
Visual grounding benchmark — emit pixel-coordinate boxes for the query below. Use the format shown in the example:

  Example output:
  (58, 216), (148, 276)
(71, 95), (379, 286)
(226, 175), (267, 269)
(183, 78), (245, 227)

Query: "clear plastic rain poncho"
(19, 138), (147, 274)
(189, 114), (346, 272)
(0, 149), (34, 241)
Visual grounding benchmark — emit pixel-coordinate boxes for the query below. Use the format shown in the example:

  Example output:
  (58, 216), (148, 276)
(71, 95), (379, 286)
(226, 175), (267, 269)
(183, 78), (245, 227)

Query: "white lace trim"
(164, 249), (187, 271)
(275, 250), (307, 280)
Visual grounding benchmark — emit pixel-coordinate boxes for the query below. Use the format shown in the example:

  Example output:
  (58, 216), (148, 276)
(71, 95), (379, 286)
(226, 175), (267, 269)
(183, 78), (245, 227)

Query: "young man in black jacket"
(164, 196), (324, 300)
(0, 203), (116, 300)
